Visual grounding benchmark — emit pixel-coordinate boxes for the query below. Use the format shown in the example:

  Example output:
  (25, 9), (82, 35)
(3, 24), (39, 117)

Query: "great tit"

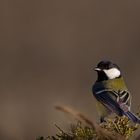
(92, 60), (140, 123)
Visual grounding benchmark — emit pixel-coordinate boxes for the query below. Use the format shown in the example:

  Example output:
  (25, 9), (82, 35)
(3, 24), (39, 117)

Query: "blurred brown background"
(1, 0), (140, 140)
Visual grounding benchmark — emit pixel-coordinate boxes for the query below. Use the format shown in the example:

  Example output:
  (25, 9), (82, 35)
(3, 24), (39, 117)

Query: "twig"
(55, 105), (126, 140)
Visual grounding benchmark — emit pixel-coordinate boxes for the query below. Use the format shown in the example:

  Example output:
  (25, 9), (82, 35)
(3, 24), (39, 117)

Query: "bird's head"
(95, 60), (121, 81)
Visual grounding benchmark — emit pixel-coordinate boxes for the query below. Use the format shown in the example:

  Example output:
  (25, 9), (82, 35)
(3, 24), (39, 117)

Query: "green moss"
(100, 116), (139, 139)
(37, 122), (97, 140)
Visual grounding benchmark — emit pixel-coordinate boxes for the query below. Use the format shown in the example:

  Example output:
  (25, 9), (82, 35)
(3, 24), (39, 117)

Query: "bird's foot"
(100, 117), (106, 123)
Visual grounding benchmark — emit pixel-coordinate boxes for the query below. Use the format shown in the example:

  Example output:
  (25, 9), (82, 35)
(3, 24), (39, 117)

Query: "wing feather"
(95, 91), (124, 116)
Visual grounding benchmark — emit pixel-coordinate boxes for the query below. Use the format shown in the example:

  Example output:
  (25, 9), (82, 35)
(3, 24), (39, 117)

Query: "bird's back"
(93, 77), (128, 94)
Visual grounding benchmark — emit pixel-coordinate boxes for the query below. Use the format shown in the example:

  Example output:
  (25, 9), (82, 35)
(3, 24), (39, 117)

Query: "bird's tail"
(124, 111), (140, 124)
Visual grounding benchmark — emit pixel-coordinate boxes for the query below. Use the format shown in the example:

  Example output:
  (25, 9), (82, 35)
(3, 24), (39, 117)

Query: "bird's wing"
(116, 90), (131, 111)
(94, 89), (129, 116)
(94, 89), (140, 124)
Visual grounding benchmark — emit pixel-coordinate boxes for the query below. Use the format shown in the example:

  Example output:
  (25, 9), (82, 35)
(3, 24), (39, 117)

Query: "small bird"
(92, 60), (140, 123)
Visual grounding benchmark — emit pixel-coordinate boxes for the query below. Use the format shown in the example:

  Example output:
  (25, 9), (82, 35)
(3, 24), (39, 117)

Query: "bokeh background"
(1, 0), (140, 140)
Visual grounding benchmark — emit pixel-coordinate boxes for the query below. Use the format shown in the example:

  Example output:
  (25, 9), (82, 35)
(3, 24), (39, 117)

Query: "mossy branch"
(37, 105), (140, 140)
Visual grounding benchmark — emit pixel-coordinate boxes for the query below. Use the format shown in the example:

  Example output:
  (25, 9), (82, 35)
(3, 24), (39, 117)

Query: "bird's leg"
(100, 117), (106, 123)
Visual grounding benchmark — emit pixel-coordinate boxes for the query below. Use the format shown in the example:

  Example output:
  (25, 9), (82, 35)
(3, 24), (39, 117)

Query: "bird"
(92, 60), (140, 123)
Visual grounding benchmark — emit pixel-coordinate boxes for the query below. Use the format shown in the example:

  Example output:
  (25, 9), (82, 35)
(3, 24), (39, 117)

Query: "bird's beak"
(94, 67), (101, 71)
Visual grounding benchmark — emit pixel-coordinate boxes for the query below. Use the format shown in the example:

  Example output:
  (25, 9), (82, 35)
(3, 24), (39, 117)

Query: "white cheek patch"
(104, 68), (121, 79)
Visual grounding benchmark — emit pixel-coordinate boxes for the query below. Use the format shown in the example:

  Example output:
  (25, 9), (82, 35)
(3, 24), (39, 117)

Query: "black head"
(95, 60), (121, 81)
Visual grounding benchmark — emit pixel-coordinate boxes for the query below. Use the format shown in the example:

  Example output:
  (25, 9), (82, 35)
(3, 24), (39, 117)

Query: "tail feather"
(124, 111), (140, 124)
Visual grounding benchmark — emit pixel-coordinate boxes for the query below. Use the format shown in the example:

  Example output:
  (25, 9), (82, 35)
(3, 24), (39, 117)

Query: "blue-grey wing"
(95, 90), (124, 116)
